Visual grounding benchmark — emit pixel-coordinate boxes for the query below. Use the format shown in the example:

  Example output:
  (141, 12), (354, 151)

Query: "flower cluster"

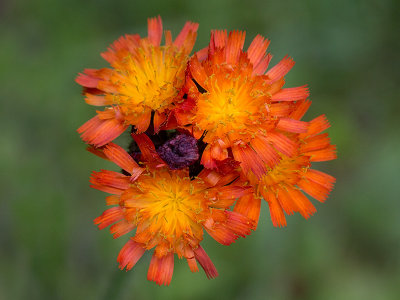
(77, 16), (336, 285)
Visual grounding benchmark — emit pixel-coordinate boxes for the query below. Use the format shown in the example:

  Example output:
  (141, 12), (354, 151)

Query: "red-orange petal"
(261, 189), (287, 227)
(153, 111), (168, 133)
(271, 85), (309, 102)
(300, 133), (331, 153)
(174, 21), (199, 48)
(77, 114), (128, 147)
(232, 143), (267, 178)
(117, 240), (146, 271)
(226, 30), (246, 65)
(305, 145), (337, 162)
(90, 170), (130, 190)
(247, 34), (270, 73)
(298, 169), (335, 202)
(305, 115), (331, 137)
(201, 146), (218, 169)
(250, 136), (281, 168)
(147, 16), (163, 46)
(266, 55), (295, 83)
(103, 143), (142, 177)
(211, 30), (228, 49)
(276, 118), (308, 133)
(94, 207), (124, 230)
(234, 193), (262, 229)
(147, 253), (174, 286)
(290, 99), (311, 120)
(131, 133), (160, 163)
(110, 220), (136, 239)
(134, 109), (152, 133)
(266, 132), (297, 157)
(76, 69), (101, 88)
(84, 94), (109, 106)
(285, 187), (316, 219)
(193, 246), (218, 279)
(187, 257), (199, 273)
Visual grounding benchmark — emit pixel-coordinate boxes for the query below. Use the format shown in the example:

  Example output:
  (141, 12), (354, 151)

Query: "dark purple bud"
(157, 134), (199, 170)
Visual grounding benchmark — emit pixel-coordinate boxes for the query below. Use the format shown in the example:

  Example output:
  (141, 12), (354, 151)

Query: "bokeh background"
(1, 0), (399, 299)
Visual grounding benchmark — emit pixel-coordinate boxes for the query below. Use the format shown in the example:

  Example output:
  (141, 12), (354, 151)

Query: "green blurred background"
(1, 0), (399, 299)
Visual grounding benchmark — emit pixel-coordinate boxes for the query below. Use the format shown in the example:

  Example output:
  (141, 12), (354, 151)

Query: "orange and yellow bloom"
(91, 135), (253, 285)
(77, 16), (198, 146)
(181, 30), (309, 176)
(77, 16), (337, 285)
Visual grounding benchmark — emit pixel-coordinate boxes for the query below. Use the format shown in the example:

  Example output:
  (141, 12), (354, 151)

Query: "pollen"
(195, 71), (266, 143)
(109, 44), (188, 123)
(126, 168), (207, 244)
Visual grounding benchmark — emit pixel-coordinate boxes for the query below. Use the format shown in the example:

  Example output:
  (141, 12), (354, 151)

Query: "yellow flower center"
(109, 43), (188, 119)
(125, 169), (207, 243)
(194, 69), (267, 143)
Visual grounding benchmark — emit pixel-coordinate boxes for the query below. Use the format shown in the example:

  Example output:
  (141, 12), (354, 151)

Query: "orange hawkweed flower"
(76, 16), (198, 146)
(91, 134), (254, 285)
(235, 101), (337, 227)
(180, 30), (309, 179)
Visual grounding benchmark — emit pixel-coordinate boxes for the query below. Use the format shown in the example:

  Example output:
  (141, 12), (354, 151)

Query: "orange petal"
(147, 16), (163, 46)
(266, 132), (297, 157)
(105, 195), (120, 205)
(134, 109), (152, 133)
(276, 118), (308, 133)
(290, 99), (311, 120)
(234, 193), (262, 229)
(188, 55), (208, 88)
(110, 220), (136, 239)
(94, 207), (124, 230)
(210, 142), (228, 161)
(217, 185), (253, 202)
(305, 145), (337, 162)
(174, 21), (199, 48)
(201, 145), (217, 169)
(304, 115), (330, 137)
(261, 189), (287, 227)
(232, 143), (267, 178)
(285, 187), (316, 219)
(84, 94), (109, 106)
(131, 133), (160, 163)
(266, 55), (295, 83)
(205, 223), (238, 246)
(103, 143), (142, 177)
(86, 146), (110, 161)
(298, 169), (335, 202)
(269, 102), (293, 117)
(193, 246), (218, 279)
(76, 69), (101, 88)
(117, 240), (146, 271)
(276, 187), (297, 215)
(300, 133), (331, 153)
(224, 211), (254, 237)
(196, 47), (208, 61)
(77, 113), (128, 147)
(153, 111), (168, 133)
(271, 85), (309, 102)
(147, 252), (174, 286)
(211, 30), (228, 49)
(90, 170), (130, 190)
(187, 257), (199, 273)
(247, 34), (270, 73)
(225, 30), (246, 65)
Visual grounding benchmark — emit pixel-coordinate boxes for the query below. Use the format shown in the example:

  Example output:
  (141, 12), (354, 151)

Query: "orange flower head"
(76, 16), (199, 146)
(234, 106), (337, 228)
(91, 134), (254, 285)
(180, 30), (310, 178)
